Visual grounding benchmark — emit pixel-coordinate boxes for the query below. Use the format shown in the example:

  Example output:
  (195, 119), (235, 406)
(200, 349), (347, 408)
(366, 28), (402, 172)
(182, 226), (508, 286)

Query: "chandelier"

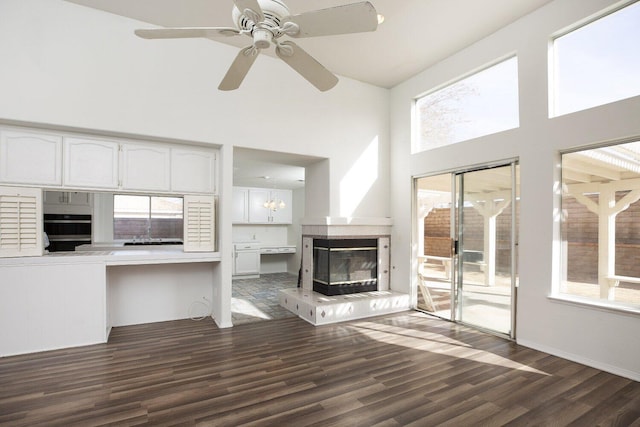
(263, 198), (286, 211)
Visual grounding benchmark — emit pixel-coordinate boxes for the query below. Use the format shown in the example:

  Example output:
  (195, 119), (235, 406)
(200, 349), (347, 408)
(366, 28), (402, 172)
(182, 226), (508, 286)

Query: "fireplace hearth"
(312, 238), (378, 296)
(279, 218), (408, 326)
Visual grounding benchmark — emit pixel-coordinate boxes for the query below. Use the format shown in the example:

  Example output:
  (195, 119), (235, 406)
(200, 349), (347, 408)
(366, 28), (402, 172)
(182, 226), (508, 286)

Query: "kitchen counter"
(0, 246), (221, 357)
(0, 247), (221, 266)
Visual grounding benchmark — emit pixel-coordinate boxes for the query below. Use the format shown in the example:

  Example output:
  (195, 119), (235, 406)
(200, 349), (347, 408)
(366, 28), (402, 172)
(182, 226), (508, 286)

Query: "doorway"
(415, 162), (519, 338)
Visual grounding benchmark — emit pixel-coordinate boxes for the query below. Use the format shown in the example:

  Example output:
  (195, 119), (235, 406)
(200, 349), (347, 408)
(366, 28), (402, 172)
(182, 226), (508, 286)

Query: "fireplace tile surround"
(279, 217), (411, 325)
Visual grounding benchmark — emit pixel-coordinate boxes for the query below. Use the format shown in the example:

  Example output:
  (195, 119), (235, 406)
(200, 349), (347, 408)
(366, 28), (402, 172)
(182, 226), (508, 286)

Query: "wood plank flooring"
(1, 311), (639, 426)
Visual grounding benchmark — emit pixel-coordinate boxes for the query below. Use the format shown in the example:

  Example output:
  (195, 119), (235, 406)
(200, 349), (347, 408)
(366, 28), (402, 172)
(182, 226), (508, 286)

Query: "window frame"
(549, 0), (640, 117)
(113, 194), (184, 242)
(555, 138), (640, 314)
(412, 54), (520, 153)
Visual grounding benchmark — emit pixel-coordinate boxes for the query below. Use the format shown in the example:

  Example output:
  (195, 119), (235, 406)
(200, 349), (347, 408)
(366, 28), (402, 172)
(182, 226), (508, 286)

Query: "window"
(113, 195), (183, 241)
(551, 1), (640, 117)
(560, 140), (640, 308)
(414, 56), (519, 153)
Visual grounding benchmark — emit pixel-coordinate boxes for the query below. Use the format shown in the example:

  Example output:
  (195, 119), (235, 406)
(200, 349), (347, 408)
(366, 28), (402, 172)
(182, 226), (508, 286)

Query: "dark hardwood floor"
(1, 311), (639, 426)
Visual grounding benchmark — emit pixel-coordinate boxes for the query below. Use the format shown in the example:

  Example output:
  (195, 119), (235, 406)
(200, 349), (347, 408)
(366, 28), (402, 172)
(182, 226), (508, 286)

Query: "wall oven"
(43, 214), (92, 252)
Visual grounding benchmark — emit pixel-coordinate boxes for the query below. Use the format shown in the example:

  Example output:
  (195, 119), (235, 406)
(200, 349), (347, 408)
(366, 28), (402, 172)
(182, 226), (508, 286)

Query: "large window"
(113, 195), (183, 241)
(552, 1), (640, 117)
(560, 140), (640, 308)
(414, 56), (519, 153)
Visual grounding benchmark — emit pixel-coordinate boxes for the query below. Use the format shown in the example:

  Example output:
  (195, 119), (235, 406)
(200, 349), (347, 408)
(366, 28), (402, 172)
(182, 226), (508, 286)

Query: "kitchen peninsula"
(0, 247), (221, 357)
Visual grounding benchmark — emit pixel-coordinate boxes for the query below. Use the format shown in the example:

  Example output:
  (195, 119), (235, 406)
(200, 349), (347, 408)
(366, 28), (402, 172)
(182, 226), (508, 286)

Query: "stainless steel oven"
(43, 214), (92, 252)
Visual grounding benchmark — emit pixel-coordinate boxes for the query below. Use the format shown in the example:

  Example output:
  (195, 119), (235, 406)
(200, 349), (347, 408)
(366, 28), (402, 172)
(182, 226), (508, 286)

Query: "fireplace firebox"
(312, 238), (378, 296)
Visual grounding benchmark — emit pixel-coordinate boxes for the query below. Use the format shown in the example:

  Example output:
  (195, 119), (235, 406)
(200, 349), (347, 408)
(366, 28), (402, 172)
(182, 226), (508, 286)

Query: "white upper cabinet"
(232, 187), (249, 223)
(245, 188), (293, 224)
(121, 143), (171, 192)
(64, 137), (119, 189)
(248, 188), (272, 223)
(171, 147), (216, 194)
(1, 126), (218, 196)
(0, 130), (62, 186)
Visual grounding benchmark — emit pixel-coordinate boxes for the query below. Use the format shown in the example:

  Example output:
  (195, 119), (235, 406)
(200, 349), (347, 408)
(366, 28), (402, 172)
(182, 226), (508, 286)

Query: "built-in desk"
(259, 245), (296, 274)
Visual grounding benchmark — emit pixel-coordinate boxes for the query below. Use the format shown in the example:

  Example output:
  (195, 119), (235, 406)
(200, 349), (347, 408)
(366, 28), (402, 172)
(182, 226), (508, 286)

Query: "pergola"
(417, 166), (517, 287)
(418, 143), (640, 300)
(563, 142), (640, 299)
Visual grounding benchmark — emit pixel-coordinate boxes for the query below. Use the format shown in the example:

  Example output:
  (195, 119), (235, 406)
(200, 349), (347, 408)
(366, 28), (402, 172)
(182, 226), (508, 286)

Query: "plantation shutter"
(183, 195), (216, 252)
(0, 186), (43, 257)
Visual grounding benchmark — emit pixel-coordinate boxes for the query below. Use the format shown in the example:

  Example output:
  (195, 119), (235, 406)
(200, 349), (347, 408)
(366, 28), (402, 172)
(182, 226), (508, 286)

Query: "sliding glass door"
(415, 162), (518, 338)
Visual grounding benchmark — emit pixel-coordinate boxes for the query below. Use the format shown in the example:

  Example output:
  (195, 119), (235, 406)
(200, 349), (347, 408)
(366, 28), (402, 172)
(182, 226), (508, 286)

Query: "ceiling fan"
(134, 0), (378, 92)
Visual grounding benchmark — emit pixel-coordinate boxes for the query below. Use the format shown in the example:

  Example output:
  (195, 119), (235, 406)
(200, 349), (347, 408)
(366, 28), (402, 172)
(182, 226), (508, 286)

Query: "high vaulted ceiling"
(65, 0), (554, 89)
(63, 0), (555, 189)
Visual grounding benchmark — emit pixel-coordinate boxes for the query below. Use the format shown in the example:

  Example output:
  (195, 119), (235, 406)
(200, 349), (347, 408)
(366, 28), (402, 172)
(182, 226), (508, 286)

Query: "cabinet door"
(0, 130), (62, 186)
(232, 188), (248, 223)
(64, 137), (119, 189)
(234, 250), (260, 275)
(269, 189), (292, 224)
(247, 188), (271, 223)
(171, 148), (217, 194)
(121, 143), (170, 191)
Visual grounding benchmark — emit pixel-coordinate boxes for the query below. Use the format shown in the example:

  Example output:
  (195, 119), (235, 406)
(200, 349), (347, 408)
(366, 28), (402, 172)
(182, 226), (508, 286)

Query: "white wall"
(390, 0), (640, 380)
(0, 0), (390, 327)
(0, 0), (390, 219)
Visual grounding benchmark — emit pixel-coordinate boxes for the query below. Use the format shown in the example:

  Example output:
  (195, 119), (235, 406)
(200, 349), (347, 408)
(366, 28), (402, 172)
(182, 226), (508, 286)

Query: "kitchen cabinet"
(247, 188), (292, 224)
(121, 143), (171, 192)
(171, 147), (216, 194)
(0, 129), (62, 186)
(233, 187), (292, 224)
(248, 188), (271, 223)
(64, 136), (119, 189)
(233, 243), (261, 276)
(232, 187), (249, 223)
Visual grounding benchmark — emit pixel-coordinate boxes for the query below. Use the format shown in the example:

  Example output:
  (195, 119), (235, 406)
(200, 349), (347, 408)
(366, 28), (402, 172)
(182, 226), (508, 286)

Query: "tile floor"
(231, 272), (299, 325)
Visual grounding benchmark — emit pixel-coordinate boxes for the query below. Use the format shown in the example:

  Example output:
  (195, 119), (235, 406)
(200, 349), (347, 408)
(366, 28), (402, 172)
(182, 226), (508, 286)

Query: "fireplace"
(312, 238), (378, 296)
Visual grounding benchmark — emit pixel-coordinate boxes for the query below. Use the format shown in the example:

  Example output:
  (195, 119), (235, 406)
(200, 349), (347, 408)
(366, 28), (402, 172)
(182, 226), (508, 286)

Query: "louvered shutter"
(183, 195), (216, 252)
(0, 186), (43, 257)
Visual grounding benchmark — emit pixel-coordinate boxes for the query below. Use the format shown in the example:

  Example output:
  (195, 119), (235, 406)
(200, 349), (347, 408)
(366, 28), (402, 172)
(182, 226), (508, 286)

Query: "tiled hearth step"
(279, 288), (411, 326)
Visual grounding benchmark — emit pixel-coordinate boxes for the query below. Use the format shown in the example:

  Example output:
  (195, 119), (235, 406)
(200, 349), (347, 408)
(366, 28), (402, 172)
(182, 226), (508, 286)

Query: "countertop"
(0, 247), (221, 266)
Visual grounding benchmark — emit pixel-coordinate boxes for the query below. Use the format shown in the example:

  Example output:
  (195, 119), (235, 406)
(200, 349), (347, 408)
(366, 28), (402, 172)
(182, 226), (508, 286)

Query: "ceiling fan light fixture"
(252, 28), (273, 49)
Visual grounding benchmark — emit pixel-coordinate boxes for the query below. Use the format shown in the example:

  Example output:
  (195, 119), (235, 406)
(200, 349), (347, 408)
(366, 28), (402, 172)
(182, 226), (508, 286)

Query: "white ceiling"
(66, 0), (553, 89)
(64, 0), (554, 189)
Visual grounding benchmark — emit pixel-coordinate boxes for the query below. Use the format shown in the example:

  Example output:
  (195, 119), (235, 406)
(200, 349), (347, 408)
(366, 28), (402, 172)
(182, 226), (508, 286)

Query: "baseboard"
(517, 338), (640, 382)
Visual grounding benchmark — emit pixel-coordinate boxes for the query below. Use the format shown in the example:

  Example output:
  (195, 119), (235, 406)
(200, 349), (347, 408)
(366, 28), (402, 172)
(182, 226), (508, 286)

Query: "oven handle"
(44, 219), (92, 224)
(48, 236), (92, 242)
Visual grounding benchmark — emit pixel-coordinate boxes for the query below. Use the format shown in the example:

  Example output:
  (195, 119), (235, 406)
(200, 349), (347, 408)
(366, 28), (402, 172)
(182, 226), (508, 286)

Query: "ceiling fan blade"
(218, 46), (259, 91)
(276, 41), (338, 92)
(135, 27), (240, 39)
(233, 0), (264, 21)
(283, 2), (378, 38)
